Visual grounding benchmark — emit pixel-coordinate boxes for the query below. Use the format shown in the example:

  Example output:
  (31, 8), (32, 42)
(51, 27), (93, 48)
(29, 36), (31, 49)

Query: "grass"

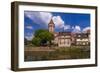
(24, 46), (90, 61)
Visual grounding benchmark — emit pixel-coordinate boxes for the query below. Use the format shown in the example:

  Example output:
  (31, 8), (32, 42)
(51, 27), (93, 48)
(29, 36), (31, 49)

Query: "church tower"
(48, 19), (55, 33)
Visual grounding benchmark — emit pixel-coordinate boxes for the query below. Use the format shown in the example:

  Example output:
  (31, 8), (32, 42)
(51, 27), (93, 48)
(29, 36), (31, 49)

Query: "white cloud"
(25, 11), (52, 27)
(25, 11), (70, 30)
(25, 26), (33, 29)
(72, 26), (74, 29)
(25, 11), (66, 29)
(64, 25), (70, 30)
(72, 25), (81, 33)
(25, 33), (34, 41)
(25, 11), (90, 34)
(39, 12), (53, 24)
(75, 26), (81, 31)
(52, 16), (64, 28)
(82, 27), (90, 32)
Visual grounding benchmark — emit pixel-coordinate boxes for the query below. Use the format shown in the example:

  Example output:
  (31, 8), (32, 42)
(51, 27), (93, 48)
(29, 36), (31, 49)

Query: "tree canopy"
(32, 29), (54, 46)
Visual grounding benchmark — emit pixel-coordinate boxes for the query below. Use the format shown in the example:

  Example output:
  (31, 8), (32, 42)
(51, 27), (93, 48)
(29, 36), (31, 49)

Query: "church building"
(48, 19), (71, 47)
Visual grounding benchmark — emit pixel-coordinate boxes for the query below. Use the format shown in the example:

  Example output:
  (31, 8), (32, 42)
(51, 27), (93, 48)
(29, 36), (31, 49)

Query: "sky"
(24, 11), (90, 40)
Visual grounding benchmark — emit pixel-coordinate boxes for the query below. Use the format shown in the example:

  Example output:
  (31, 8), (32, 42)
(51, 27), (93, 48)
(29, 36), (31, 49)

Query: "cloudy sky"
(24, 11), (90, 40)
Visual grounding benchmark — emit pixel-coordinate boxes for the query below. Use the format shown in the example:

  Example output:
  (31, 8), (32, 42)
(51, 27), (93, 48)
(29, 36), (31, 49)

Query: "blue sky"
(24, 11), (90, 40)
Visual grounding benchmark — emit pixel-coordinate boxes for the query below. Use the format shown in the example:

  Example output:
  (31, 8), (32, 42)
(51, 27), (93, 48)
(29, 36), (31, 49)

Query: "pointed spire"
(49, 19), (54, 24)
(48, 18), (55, 33)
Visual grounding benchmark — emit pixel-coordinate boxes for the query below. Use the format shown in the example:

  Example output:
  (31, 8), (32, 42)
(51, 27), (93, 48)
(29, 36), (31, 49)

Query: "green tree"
(32, 29), (54, 46)
(32, 37), (41, 46)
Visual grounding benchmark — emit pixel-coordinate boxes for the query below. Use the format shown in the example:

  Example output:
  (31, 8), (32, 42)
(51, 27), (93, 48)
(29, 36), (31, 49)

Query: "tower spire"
(48, 19), (55, 33)
(49, 19), (54, 24)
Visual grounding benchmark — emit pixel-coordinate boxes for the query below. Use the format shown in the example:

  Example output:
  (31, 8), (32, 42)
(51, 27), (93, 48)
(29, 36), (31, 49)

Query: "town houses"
(48, 19), (90, 47)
